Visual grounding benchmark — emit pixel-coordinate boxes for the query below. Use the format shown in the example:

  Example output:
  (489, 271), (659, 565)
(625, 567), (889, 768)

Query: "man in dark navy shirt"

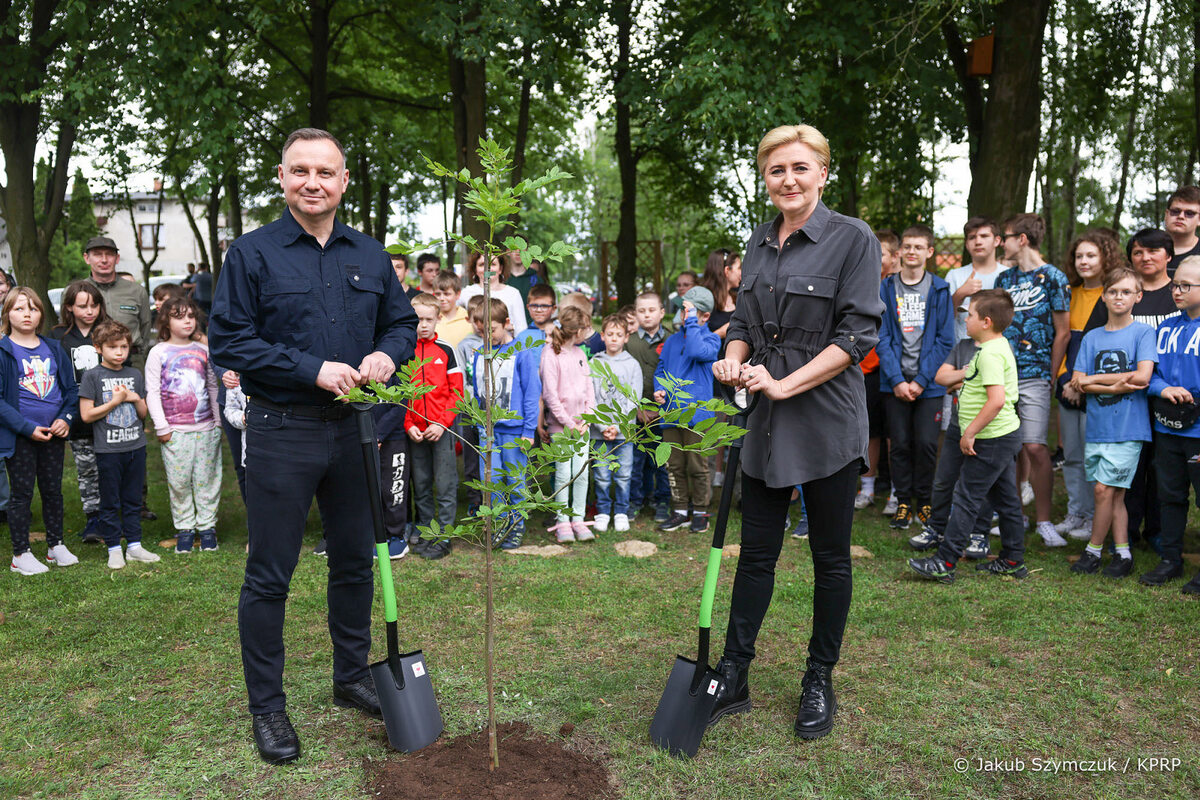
(210, 128), (416, 765)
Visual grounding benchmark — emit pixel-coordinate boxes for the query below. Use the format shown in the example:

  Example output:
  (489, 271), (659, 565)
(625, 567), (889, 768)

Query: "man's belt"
(249, 396), (354, 421)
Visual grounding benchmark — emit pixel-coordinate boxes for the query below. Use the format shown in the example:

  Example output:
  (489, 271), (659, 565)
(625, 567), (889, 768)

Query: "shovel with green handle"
(354, 403), (444, 753)
(649, 384), (757, 758)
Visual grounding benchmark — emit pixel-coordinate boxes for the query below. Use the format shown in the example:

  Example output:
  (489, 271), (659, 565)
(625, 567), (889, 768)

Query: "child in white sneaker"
(590, 313), (643, 533)
(1, 288), (81, 574)
(79, 320), (157, 569)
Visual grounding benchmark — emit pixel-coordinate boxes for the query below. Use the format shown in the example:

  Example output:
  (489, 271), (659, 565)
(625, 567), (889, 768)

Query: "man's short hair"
(471, 298), (509, 325)
(1003, 213), (1046, 249)
(411, 292), (439, 313)
(435, 270), (461, 294)
(601, 313), (628, 333)
(963, 217), (1000, 238)
(971, 289), (1014, 333)
(1167, 186), (1200, 208)
(416, 253), (441, 271)
(1103, 267), (1143, 292)
(389, 252), (409, 268)
(874, 228), (900, 253)
(901, 225), (935, 248)
(528, 283), (556, 303)
(636, 291), (663, 307)
(1126, 228), (1174, 260)
(91, 319), (132, 349)
(282, 128), (346, 165)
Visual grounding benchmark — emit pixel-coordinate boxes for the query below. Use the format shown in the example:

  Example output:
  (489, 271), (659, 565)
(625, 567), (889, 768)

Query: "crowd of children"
(9, 195), (1200, 597)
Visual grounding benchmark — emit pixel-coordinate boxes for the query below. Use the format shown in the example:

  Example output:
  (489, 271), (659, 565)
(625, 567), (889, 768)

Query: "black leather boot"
(253, 711), (300, 764)
(707, 658), (751, 727)
(333, 676), (382, 718)
(794, 659), (836, 739)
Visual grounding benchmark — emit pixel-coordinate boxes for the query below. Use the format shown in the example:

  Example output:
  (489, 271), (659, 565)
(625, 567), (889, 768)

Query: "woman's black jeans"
(723, 460), (859, 668)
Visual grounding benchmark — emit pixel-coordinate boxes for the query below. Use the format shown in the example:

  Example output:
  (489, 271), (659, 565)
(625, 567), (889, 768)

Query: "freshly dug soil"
(366, 722), (615, 800)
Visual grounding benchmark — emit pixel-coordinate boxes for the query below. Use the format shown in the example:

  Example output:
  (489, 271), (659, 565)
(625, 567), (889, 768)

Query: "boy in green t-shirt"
(910, 290), (1027, 583)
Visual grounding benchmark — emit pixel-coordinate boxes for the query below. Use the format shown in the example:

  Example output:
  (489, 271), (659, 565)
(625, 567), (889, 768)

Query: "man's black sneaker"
(707, 658), (752, 727)
(1139, 560), (1183, 586)
(794, 659), (836, 740)
(909, 556), (955, 583)
(312, 539), (327, 557)
(333, 677), (382, 718)
(657, 512), (690, 532)
(915, 504), (932, 525)
(1071, 551), (1102, 574)
(252, 711), (300, 764)
(890, 503), (912, 530)
(1181, 571), (1200, 595)
(908, 524), (941, 551)
(1102, 556), (1133, 579)
(421, 540), (452, 560)
(975, 557), (1028, 579)
(689, 512), (710, 534)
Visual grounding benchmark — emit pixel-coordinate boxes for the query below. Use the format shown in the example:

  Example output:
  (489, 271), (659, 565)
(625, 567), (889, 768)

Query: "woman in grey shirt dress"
(709, 124), (883, 739)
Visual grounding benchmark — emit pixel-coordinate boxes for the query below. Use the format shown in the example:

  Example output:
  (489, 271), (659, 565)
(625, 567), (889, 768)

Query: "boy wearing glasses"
(1165, 186), (1200, 275)
(909, 290), (1026, 583)
(1141, 256), (1200, 592)
(1069, 269), (1157, 578)
(519, 284), (558, 343)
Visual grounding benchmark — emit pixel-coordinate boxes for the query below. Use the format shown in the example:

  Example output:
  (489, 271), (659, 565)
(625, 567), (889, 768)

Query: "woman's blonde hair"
(549, 306), (590, 355)
(756, 124), (831, 174)
(1, 287), (45, 335)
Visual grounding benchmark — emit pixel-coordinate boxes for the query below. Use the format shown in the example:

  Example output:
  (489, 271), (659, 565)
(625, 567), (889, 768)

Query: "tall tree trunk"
(613, 0), (638, 310)
(1113, 0), (1153, 231)
(375, 182), (389, 244)
(449, 36), (488, 261)
(225, 169), (243, 241)
(962, 0), (1053, 221)
(497, 43), (534, 244)
(309, 0), (330, 129)
(942, 20), (986, 173)
(206, 180), (223, 273)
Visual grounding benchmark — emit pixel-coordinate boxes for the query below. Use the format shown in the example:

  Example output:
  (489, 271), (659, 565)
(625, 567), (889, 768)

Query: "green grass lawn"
(1, 439), (1198, 800)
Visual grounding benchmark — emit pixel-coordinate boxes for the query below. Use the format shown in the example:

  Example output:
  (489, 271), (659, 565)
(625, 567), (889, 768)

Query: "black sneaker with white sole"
(909, 556), (955, 583)
(657, 512), (690, 532)
(908, 524), (942, 551)
(963, 534), (989, 560)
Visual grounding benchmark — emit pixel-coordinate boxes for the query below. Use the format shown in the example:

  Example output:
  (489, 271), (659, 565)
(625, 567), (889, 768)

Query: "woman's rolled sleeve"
(828, 229), (883, 365)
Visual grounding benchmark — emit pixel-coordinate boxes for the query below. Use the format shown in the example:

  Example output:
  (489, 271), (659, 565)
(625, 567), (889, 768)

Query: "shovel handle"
(355, 406), (399, 627)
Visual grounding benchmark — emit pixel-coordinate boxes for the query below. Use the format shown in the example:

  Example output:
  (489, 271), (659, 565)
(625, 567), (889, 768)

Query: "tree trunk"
(497, 43), (534, 245)
(613, 0), (638, 311)
(961, 0), (1053, 221)
(449, 36), (488, 260)
(206, 180), (223, 273)
(1113, 0), (1153, 232)
(309, 0), (331, 129)
(225, 169), (243, 240)
(942, 20), (986, 173)
(375, 182), (389, 244)
(176, 178), (210, 268)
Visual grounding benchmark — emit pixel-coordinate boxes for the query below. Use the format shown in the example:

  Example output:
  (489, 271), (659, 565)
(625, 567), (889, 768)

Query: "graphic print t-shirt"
(1075, 322), (1158, 443)
(896, 271), (932, 380)
(11, 339), (63, 428)
(146, 341), (217, 435)
(995, 264), (1071, 380)
(80, 365), (146, 453)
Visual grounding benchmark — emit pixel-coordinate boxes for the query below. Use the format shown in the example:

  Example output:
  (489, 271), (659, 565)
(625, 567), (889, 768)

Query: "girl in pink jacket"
(541, 307), (596, 542)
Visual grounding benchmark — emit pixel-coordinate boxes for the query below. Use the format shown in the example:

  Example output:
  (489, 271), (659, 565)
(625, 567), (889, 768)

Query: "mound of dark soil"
(366, 722), (614, 800)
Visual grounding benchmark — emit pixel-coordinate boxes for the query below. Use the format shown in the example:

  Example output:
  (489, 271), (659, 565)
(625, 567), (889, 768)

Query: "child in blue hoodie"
(472, 298), (541, 546)
(877, 225), (955, 531)
(2, 288), (80, 575)
(654, 286), (721, 533)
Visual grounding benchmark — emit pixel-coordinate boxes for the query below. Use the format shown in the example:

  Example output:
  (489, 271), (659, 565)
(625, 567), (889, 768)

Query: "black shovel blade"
(369, 651), (444, 753)
(649, 655), (724, 759)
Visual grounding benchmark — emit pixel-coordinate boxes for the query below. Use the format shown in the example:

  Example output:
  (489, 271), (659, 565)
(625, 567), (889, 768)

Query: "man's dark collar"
(279, 206), (351, 247)
(760, 201), (832, 247)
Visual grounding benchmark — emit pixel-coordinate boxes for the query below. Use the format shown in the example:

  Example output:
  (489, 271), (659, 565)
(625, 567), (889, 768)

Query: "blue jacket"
(877, 272), (955, 398)
(1149, 311), (1200, 437)
(654, 314), (721, 427)
(472, 338), (541, 438)
(0, 335), (79, 459)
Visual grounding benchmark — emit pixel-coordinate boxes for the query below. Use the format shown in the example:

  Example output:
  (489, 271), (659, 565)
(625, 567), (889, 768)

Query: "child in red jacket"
(406, 294), (465, 557)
